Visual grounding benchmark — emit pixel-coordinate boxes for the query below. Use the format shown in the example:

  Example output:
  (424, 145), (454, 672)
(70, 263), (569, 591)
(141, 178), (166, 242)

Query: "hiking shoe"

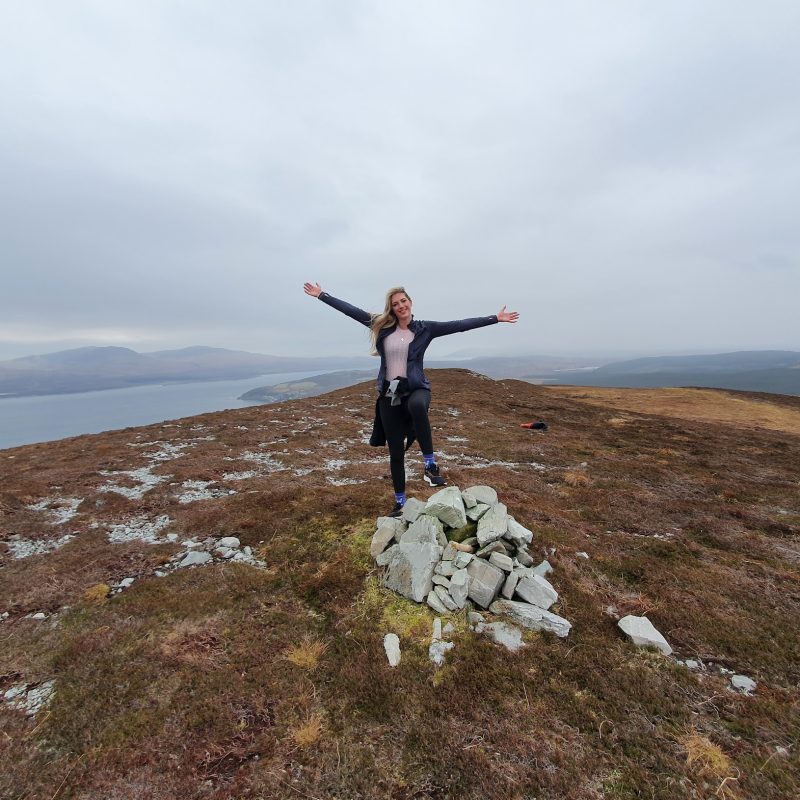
(388, 502), (404, 518)
(423, 463), (447, 487)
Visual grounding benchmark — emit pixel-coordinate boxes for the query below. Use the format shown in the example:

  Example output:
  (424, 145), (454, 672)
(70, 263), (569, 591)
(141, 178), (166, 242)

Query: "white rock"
(218, 536), (241, 549)
(449, 568), (470, 608)
(434, 560), (455, 577)
(384, 633), (401, 667)
(428, 639), (454, 667)
(617, 615), (672, 655)
(461, 490), (477, 508)
(466, 558), (505, 608)
(401, 497), (426, 524)
(501, 571), (520, 599)
(468, 611), (485, 628)
(31, 612), (47, 620)
(515, 574), (558, 610)
(376, 544), (398, 567)
(505, 517), (533, 546)
(426, 590), (450, 615)
(376, 516), (406, 542)
(401, 515), (446, 548)
(432, 574), (451, 588)
(576, 551), (589, 559)
(370, 524), (397, 559)
(441, 543), (458, 561)
(479, 621), (526, 652)
(466, 502), (490, 522)
(432, 618), (442, 640)
(4, 685), (26, 701)
(384, 540), (441, 602)
(490, 599), (572, 638)
(179, 551), (213, 568)
(433, 586), (459, 612)
(119, 578), (135, 589)
(443, 622), (455, 635)
(532, 559), (553, 576)
(466, 485), (498, 505)
(730, 674), (757, 695)
(424, 486), (468, 529)
(476, 503), (508, 547)
(489, 552), (514, 572)
(453, 551), (473, 569)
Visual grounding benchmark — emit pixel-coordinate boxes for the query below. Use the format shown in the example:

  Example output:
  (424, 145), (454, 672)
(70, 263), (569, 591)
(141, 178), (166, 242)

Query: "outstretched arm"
(429, 306), (520, 337)
(302, 282), (372, 327)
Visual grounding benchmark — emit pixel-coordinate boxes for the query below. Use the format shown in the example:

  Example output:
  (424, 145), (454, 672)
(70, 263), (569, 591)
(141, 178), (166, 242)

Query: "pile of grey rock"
(155, 535), (265, 576)
(371, 485), (571, 640)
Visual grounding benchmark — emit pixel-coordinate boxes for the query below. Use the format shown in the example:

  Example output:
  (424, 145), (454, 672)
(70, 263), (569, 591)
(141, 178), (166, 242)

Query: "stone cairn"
(371, 485), (572, 647)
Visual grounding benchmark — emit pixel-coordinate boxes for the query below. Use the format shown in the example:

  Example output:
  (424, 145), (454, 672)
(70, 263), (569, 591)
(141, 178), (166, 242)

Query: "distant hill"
(239, 369), (375, 403)
(526, 350), (800, 396)
(0, 346), (375, 397)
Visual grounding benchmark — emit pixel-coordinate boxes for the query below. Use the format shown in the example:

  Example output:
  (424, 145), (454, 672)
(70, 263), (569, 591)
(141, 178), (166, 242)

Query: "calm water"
(0, 370), (361, 450)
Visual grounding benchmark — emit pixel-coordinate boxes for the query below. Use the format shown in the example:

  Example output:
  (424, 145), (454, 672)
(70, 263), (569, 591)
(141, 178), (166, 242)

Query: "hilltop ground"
(1, 369), (799, 800)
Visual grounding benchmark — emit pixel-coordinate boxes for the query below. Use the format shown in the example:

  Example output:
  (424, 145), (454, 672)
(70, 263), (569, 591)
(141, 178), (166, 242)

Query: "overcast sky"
(1, 1), (798, 362)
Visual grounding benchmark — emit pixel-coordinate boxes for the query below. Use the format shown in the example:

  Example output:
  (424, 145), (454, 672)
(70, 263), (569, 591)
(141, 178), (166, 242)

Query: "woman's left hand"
(497, 306), (519, 323)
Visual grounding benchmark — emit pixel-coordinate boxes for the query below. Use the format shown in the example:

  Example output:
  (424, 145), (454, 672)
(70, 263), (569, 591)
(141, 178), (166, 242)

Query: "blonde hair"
(369, 286), (411, 354)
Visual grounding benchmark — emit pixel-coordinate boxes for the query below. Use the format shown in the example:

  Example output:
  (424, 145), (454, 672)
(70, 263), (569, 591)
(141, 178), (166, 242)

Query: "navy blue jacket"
(319, 292), (498, 394)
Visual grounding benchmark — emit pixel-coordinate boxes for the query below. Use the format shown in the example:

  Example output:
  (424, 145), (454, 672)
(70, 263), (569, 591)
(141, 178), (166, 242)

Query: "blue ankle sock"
(423, 453), (436, 467)
(395, 493), (406, 506)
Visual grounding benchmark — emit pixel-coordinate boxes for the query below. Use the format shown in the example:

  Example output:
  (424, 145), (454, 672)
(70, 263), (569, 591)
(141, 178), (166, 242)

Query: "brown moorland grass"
(544, 385), (800, 436)
(1, 370), (799, 799)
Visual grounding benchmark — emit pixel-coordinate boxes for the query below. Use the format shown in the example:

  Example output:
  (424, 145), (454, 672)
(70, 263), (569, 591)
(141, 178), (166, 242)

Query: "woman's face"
(391, 292), (412, 324)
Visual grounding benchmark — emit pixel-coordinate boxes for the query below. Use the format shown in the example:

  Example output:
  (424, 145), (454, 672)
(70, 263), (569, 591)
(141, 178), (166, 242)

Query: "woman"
(303, 283), (519, 516)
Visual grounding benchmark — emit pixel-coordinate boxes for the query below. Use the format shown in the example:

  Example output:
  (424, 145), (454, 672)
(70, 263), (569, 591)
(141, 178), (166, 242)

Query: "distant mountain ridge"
(532, 350), (800, 396)
(0, 346), (375, 397)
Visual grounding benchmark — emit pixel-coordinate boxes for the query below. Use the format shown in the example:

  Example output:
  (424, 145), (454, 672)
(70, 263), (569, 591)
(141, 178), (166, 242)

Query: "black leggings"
(378, 388), (433, 494)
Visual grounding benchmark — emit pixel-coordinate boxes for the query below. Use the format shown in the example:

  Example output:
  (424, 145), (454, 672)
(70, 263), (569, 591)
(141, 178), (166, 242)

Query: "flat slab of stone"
(489, 599), (572, 638)
(424, 487), (468, 529)
(501, 571), (520, 599)
(370, 525), (397, 559)
(730, 674), (757, 695)
(505, 518), (533, 546)
(401, 515), (445, 548)
(453, 551), (473, 569)
(449, 568), (470, 608)
(218, 536), (241, 549)
(477, 503), (509, 547)
(401, 497), (426, 524)
(427, 591), (450, 615)
(466, 558), (505, 608)
(384, 633), (401, 667)
(532, 559), (553, 576)
(383, 541), (441, 603)
(466, 485), (498, 505)
(617, 615), (672, 655)
(376, 516), (406, 540)
(179, 551), (212, 568)
(461, 490), (477, 508)
(376, 544), (398, 567)
(515, 574), (558, 610)
(489, 552), (514, 572)
(466, 502), (490, 522)
(433, 585), (458, 611)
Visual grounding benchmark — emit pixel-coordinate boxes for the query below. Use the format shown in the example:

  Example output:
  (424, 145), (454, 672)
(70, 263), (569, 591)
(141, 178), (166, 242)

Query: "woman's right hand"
(303, 282), (323, 298)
